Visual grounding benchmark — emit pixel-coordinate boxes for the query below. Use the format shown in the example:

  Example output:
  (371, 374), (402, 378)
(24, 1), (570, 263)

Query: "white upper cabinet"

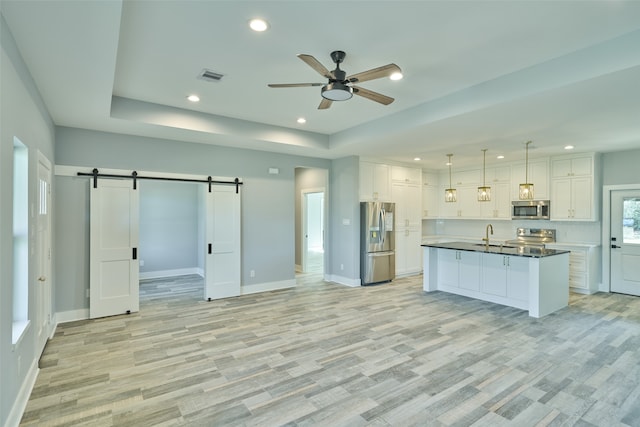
(550, 154), (598, 221)
(360, 162), (390, 201)
(422, 172), (439, 218)
(510, 159), (549, 200)
(391, 165), (422, 184)
(551, 156), (592, 178)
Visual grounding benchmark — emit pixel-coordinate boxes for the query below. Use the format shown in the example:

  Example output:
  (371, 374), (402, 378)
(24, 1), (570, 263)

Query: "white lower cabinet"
(437, 249), (480, 290)
(545, 244), (600, 294)
(481, 254), (529, 301)
(395, 228), (422, 276)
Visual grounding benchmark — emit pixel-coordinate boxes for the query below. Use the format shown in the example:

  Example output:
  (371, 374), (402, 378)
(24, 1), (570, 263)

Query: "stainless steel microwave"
(512, 200), (550, 220)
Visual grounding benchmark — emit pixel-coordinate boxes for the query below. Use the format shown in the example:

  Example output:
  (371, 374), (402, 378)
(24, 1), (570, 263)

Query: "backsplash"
(424, 219), (601, 245)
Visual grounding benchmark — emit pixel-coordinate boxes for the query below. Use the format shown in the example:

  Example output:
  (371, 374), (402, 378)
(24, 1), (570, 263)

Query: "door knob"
(38, 276), (46, 282)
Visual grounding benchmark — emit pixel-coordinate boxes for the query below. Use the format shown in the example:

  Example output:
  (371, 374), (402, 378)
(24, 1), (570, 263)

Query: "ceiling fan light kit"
(268, 50), (401, 109)
(322, 82), (353, 101)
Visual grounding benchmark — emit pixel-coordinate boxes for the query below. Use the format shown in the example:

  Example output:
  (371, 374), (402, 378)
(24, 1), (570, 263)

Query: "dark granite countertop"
(421, 241), (570, 258)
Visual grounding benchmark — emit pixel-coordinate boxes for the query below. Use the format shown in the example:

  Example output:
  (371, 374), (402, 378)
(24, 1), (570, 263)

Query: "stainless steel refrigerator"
(360, 202), (395, 285)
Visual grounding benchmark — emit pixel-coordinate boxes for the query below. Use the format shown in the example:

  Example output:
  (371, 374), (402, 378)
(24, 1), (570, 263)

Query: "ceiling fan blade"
(352, 86), (394, 105)
(318, 98), (332, 110)
(298, 54), (335, 79)
(347, 63), (401, 84)
(268, 83), (324, 88)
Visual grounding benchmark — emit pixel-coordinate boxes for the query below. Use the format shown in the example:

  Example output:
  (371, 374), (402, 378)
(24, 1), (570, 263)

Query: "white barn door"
(205, 184), (241, 300)
(90, 179), (139, 318)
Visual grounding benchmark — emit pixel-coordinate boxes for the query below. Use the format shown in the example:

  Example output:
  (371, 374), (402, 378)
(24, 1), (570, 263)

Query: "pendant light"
(519, 140), (534, 200)
(477, 148), (491, 202)
(444, 154), (457, 202)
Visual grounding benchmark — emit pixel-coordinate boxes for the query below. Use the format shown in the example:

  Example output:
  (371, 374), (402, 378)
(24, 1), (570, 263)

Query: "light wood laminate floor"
(21, 274), (640, 426)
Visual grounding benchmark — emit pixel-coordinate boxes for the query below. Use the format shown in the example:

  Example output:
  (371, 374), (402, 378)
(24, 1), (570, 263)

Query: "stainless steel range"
(506, 228), (556, 249)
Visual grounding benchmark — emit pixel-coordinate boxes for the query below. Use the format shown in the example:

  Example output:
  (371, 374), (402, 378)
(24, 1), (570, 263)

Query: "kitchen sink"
(473, 244), (517, 249)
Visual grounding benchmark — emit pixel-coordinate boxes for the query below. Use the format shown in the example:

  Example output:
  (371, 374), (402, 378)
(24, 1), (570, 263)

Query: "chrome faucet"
(482, 224), (494, 250)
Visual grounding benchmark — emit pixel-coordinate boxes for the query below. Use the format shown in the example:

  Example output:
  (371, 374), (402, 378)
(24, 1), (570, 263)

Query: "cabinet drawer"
(569, 273), (587, 289)
(569, 252), (586, 272)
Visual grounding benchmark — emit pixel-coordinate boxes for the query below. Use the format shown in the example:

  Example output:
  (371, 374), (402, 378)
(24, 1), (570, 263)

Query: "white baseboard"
(242, 279), (296, 295)
(139, 267), (203, 280)
(56, 309), (89, 324)
(325, 274), (361, 287)
(6, 359), (39, 427)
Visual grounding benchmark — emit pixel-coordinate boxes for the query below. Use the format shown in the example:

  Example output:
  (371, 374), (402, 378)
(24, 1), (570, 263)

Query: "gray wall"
(329, 157), (360, 282)
(1, 15), (56, 425)
(294, 167), (328, 268)
(139, 180), (199, 274)
(54, 127), (332, 312)
(602, 148), (640, 185)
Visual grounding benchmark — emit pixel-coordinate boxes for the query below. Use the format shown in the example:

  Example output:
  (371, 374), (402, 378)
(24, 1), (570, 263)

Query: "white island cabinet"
(422, 243), (570, 318)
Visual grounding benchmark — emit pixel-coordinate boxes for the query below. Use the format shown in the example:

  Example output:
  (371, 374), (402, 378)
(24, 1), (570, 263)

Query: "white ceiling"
(2, 0), (640, 170)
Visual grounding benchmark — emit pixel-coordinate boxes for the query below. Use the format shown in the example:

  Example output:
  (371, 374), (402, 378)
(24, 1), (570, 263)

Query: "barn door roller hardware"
(79, 169), (243, 193)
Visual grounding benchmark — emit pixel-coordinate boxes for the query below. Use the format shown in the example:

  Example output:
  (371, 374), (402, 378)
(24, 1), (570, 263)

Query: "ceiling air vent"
(198, 69), (224, 82)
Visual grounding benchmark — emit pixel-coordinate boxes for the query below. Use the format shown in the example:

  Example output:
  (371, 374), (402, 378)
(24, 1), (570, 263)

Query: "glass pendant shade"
(477, 149), (491, 202)
(519, 183), (534, 200)
(444, 154), (457, 203)
(445, 188), (457, 202)
(478, 186), (491, 201)
(519, 141), (534, 200)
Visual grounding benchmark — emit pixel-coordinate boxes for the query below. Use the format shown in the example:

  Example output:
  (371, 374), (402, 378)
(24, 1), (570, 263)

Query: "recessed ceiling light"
(414, 157), (421, 161)
(497, 155), (505, 159)
(297, 117), (306, 124)
(249, 18), (269, 32)
(187, 95), (200, 102)
(390, 72), (403, 81)
(564, 145), (574, 150)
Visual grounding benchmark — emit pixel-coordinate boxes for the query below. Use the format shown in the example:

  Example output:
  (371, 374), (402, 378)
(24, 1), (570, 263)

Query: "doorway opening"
(295, 167), (329, 279)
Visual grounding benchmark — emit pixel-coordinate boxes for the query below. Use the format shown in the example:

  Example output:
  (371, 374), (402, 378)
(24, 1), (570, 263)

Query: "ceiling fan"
(268, 50), (402, 109)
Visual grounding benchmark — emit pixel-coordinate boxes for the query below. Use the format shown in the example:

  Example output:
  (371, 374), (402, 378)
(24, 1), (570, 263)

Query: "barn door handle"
(208, 243), (212, 254)
(132, 248), (137, 259)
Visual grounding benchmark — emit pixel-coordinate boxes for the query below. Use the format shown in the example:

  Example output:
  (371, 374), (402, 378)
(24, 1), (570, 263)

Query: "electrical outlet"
(250, 270), (255, 278)
(139, 259), (145, 266)
(340, 264), (344, 271)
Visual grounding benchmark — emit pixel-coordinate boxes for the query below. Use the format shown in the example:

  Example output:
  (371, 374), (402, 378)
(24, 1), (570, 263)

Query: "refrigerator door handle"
(380, 208), (385, 245)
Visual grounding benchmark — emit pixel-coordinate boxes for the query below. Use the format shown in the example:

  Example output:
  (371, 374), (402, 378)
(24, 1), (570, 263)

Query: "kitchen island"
(422, 242), (570, 318)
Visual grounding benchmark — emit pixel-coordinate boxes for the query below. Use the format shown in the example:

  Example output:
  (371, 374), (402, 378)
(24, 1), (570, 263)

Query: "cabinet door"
(551, 178), (572, 219)
(551, 159), (573, 178)
(493, 182), (511, 218)
(491, 166), (511, 183)
(422, 185), (439, 218)
(438, 249), (459, 288)
(373, 164), (390, 201)
(406, 183), (422, 227)
(391, 166), (421, 184)
(570, 157), (592, 177)
(458, 186), (478, 218)
(571, 177), (592, 220)
(481, 254), (507, 296)
(405, 229), (423, 273)
(506, 256), (529, 301)
(459, 251), (481, 291)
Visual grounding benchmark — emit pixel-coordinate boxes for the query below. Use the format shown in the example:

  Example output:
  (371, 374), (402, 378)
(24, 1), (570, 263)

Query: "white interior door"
(205, 184), (241, 300)
(302, 190), (324, 273)
(611, 189), (640, 296)
(90, 179), (139, 318)
(36, 152), (53, 355)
